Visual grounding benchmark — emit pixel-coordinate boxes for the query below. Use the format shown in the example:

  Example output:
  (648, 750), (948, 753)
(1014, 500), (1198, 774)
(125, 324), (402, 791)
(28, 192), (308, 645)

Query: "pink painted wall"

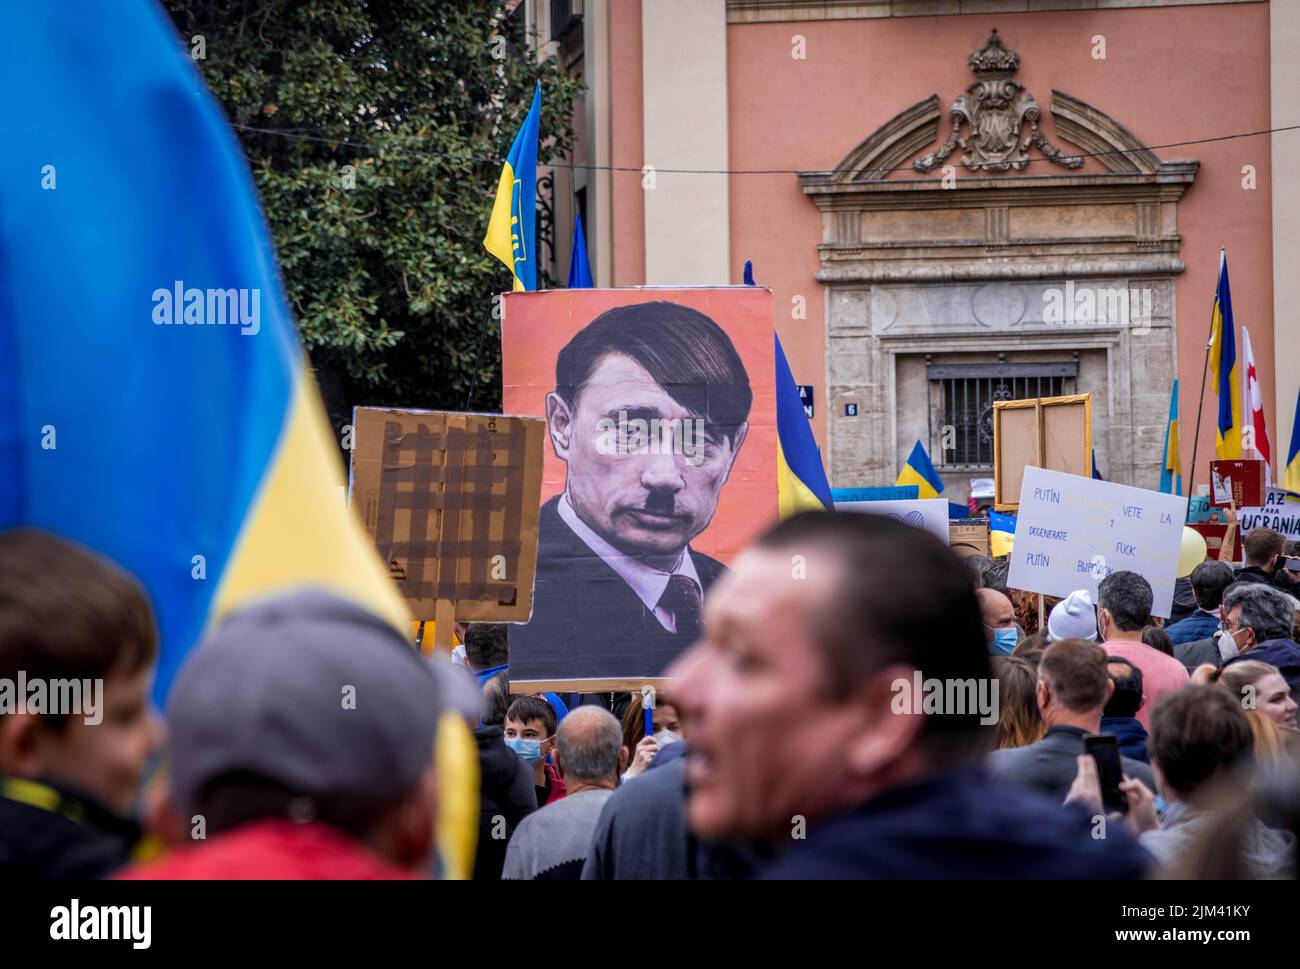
(722, 3), (1274, 484)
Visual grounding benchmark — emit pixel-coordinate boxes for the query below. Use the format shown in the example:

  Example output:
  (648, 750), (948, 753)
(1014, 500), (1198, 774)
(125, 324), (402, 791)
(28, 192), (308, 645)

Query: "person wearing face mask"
(502, 707), (628, 880)
(1219, 583), (1300, 695)
(977, 588), (1019, 655)
(504, 696), (566, 806)
(618, 695), (684, 781)
(1096, 571), (1189, 730)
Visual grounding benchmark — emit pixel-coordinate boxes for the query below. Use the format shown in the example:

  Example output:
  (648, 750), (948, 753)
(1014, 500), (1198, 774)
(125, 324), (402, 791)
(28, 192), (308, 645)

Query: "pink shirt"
(1101, 640), (1190, 730)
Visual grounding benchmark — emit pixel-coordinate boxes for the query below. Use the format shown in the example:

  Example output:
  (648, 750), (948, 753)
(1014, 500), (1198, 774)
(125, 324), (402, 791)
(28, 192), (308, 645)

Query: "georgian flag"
(1242, 326), (1272, 483)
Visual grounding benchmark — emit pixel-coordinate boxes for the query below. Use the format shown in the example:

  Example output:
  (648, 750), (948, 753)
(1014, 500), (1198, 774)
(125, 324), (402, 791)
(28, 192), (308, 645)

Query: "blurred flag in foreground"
(0, 3), (409, 704)
(896, 441), (944, 499)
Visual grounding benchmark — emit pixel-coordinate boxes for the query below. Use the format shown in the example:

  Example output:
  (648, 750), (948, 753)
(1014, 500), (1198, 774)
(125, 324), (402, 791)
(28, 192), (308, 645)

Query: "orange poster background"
(500, 287), (778, 566)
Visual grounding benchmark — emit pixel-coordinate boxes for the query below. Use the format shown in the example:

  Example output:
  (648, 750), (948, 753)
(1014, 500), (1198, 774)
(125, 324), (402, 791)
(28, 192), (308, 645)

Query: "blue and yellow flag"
(776, 334), (834, 518)
(484, 83), (541, 292)
(896, 441), (944, 499)
(1159, 379), (1183, 495)
(989, 510), (1016, 558)
(1283, 387), (1300, 503)
(1209, 251), (1242, 460)
(0, 3), (410, 704)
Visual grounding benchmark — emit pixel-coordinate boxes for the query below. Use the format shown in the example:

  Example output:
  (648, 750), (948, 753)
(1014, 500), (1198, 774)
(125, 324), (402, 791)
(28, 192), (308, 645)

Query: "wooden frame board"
(994, 393), (1092, 512)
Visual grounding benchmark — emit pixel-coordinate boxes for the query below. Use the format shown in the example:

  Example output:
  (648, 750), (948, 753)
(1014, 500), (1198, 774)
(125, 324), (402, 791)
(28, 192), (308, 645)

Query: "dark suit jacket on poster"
(510, 497), (726, 681)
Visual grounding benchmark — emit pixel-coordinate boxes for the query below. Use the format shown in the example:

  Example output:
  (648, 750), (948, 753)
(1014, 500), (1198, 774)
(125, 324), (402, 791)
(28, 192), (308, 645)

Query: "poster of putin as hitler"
(501, 289), (777, 686)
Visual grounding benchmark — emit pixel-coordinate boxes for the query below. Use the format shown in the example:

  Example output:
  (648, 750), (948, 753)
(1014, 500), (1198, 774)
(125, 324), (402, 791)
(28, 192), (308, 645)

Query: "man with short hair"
(512, 301), (753, 683)
(1166, 560), (1233, 647)
(119, 589), (446, 879)
(1100, 658), (1148, 764)
(1220, 583), (1300, 694)
(464, 623), (509, 677)
(1096, 571), (1188, 728)
(976, 588), (1018, 655)
(989, 639), (1155, 800)
(1235, 527), (1287, 587)
(1133, 687), (1292, 876)
(668, 512), (1149, 879)
(502, 706), (627, 880)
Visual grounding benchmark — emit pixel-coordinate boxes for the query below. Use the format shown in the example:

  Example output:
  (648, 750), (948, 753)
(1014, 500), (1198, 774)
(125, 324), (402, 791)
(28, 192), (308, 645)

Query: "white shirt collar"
(557, 492), (700, 632)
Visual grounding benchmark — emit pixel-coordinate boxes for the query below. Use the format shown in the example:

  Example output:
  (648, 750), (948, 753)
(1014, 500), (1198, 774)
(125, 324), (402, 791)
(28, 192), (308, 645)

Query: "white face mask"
(1216, 627), (1242, 662)
(653, 729), (683, 748)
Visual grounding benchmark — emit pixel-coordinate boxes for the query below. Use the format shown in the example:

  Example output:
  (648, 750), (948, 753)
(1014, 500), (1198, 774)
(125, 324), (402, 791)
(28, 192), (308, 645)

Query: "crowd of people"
(1, 516), (1297, 880)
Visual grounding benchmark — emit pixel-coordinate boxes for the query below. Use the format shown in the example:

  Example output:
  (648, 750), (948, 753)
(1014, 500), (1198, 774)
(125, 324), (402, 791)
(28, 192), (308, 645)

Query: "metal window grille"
(926, 361), (1078, 471)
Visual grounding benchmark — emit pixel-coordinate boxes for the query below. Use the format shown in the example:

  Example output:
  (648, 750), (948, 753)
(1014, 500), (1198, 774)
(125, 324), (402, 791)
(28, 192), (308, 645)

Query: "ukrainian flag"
(1159, 379), (1183, 495)
(0, 3), (410, 704)
(989, 510), (1016, 558)
(484, 83), (541, 292)
(1209, 251), (1242, 460)
(776, 334), (833, 517)
(896, 441), (944, 499)
(1283, 387), (1300, 503)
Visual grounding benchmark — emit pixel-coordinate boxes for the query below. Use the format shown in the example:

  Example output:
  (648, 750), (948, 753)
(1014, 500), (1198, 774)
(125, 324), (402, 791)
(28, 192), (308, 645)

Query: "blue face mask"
(505, 737), (544, 765)
(989, 627), (1018, 655)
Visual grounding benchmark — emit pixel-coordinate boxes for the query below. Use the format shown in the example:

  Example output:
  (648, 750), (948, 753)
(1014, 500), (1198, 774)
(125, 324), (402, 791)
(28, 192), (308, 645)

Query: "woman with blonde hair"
(991, 656), (1045, 750)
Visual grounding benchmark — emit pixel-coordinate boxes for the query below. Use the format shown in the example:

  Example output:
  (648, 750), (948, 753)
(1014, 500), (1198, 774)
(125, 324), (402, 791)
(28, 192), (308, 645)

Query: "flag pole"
(1185, 247), (1224, 522)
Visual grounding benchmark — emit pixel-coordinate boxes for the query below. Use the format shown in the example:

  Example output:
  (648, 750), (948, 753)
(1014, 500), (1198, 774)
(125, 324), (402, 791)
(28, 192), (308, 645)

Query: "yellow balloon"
(1176, 526), (1207, 578)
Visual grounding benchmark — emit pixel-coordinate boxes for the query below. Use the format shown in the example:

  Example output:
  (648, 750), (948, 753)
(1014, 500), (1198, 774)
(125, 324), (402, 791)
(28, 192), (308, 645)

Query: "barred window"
(927, 361), (1078, 470)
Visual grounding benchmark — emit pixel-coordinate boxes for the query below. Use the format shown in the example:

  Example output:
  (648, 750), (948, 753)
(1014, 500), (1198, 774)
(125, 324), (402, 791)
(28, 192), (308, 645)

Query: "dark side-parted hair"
(755, 511), (992, 761)
(554, 301), (753, 443)
(1190, 559), (1234, 611)
(1103, 655), (1144, 719)
(1149, 686), (1252, 797)
(1097, 570), (1153, 632)
(0, 529), (157, 729)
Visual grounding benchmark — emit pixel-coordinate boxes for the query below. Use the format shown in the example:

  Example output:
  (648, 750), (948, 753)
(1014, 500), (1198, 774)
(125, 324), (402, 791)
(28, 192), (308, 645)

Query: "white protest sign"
(838, 498), (951, 545)
(1238, 488), (1300, 541)
(1007, 467), (1188, 617)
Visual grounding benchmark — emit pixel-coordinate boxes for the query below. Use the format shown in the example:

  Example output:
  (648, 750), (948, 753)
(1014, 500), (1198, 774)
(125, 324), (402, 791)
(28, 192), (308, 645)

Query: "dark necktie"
(657, 574), (703, 637)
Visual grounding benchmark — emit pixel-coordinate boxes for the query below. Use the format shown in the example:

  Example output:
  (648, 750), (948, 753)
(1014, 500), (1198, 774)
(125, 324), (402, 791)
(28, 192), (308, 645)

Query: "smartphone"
(1083, 733), (1127, 815)
(1283, 556), (1300, 573)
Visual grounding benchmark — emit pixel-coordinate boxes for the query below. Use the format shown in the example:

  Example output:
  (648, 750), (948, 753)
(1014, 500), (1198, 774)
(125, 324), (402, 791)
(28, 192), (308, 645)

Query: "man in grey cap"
(121, 588), (445, 880)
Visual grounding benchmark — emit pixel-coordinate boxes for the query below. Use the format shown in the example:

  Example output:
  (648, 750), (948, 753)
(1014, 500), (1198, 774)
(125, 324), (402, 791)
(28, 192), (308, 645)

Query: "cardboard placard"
(949, 519), (991, 558)
(1007, 466), (1187, 617)
(1209, 459), (1266, 509)
(993, 393), (1092, 511)
(349, 407), (545, 625)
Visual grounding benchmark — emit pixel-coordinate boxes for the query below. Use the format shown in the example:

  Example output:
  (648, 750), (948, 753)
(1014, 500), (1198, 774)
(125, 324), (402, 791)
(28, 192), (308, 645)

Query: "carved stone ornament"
(914, 30), (1082, 174)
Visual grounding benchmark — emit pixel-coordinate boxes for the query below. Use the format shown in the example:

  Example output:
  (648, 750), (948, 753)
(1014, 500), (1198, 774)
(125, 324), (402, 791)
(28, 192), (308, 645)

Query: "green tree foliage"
(163, 0), (581, 432)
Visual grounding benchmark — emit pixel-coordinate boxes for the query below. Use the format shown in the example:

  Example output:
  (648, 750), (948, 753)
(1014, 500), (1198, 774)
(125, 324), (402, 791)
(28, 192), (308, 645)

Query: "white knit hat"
(1047, 589), (1098, 642)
